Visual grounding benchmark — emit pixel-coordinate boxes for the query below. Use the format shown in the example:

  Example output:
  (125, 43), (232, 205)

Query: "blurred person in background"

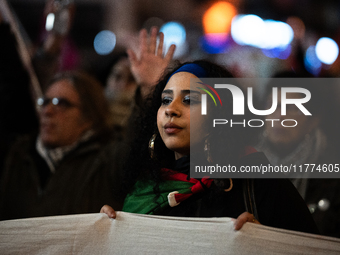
(0, 71), (124, 220)
(0, 0), (77, 177)
(104, 53), (137, 130)
(101, 27), (176, 134)
(256, 72), (340, 237)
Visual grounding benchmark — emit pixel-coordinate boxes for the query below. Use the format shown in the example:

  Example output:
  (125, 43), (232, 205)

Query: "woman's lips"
(164, 123), (182, 134)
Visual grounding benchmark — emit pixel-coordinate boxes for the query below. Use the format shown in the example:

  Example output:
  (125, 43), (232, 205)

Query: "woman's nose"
(165, 101), (181, 117)
(40, 102), (56, 117)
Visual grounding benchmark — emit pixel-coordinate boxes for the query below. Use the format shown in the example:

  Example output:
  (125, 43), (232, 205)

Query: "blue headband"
(167, 63), (207, 82)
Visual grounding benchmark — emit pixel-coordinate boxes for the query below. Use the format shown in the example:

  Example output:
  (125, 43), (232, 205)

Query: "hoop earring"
(224, 179), (233, 192)
(149, 134), (157, 159)
(204, 138), (213, 163)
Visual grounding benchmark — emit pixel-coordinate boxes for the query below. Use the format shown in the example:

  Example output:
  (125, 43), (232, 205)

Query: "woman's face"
(157, 72), (208, 160)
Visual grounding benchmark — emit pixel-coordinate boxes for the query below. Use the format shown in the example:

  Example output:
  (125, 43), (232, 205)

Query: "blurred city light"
(93, 30), (116, 55)
(262, 20), (294, 49)
(231, 14), (264, 47)
(262, 45), (292, 60)
(160, 21), (186, 58)
(200, 34), (231, 54)
(315, 37), (339, 65)
(45, 13), (55, 31)
(203, 1), (237, 34)
(201, 1), (237, 54)
(304, 46), (322, 76)
(231, 15), (294, 52)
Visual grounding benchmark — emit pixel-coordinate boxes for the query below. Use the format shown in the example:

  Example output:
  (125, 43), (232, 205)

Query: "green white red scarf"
(122, 169), (212, 215)
(123, 146), (257, 214)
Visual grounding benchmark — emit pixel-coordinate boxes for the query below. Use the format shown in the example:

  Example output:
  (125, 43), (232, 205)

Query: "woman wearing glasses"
(0, 71), (124, 220)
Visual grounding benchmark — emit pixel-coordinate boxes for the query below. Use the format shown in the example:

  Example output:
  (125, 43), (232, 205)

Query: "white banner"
(0, 212), (340, 254)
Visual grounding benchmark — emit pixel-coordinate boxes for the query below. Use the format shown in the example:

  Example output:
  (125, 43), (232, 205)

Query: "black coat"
(160, 153), (319, 235)
(0, 134), (125, 220)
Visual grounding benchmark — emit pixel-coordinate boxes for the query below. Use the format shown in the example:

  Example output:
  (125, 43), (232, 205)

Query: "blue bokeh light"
(160, 21), (186, 47)
(315, 37), (339, 65)
(304, 46), (322, 76)
(231, 14), (264, 47)
(200, 34), (230, 54)
(231, 15), (294, 50)
(262, 45), (292, 60)
(93, 30), (116, 55)
(160, 21), (186, 57)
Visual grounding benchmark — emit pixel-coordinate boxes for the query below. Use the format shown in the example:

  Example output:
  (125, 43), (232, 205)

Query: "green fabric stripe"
(122, 180), (194, 215)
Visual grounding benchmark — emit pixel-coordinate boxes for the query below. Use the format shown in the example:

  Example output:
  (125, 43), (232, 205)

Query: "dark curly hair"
(123, 60), (258, 193)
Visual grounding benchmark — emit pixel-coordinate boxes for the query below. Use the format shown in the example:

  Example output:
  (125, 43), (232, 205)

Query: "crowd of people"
(1, 0), (340, 242)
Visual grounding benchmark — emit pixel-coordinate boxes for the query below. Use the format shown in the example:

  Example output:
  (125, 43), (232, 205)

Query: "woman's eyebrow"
(162, 89), (173, 94)
(181, 90), (201, 95)
(162, 89), (201, 95)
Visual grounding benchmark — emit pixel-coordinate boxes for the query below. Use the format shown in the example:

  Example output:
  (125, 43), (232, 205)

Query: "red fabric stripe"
(161, 168), (214, 204)
(161, 147), (252, 206)
(161, 168), (199, 184)
(190, 178), (213, 193)
(174, 193), (191, 203)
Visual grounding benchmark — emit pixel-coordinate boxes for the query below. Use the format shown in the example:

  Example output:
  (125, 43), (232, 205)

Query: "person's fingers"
(100, 205), (116, 219)
(149, 26), (158, 54)
(127, 48), (138, 66)
(157, 32), (164, 57)
(139, 28), (148, 56)
(164, 44), (176, 62)
(234, 212), (259, 230)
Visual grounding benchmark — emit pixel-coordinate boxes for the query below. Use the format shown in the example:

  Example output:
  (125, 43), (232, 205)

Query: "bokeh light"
(262, 20), (294, 49)
(304, 46), (322, 76)
(200, 34), (231, 54)
(262, 45), (292, 60)
(201, 1), (237, 53)
(231, 15), (294, 50)
(45, 13), (55, 31)
(315, 37), (339, 65)
(160, 21), (186, 58)
(203, 1), (237, 34)
(160, 21), (186, 46)
(231, 14), (264, 47)
(93, 30), (116, 55)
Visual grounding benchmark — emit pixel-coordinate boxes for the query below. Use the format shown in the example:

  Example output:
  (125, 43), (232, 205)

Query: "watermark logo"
(200, 84), (311, 116)
(197, 82), (222, 115)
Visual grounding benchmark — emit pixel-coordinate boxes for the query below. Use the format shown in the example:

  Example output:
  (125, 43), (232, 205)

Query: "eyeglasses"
(37, 97), (79, 111)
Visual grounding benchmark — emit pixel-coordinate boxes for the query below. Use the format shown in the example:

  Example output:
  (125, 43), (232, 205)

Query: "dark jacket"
(304, 179), (340, 238)
(159, 154), (319, 235)
(0, 134), (124, 220)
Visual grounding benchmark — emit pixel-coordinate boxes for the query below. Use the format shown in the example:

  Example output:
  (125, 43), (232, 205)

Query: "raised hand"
(127, 26), (176, 96)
